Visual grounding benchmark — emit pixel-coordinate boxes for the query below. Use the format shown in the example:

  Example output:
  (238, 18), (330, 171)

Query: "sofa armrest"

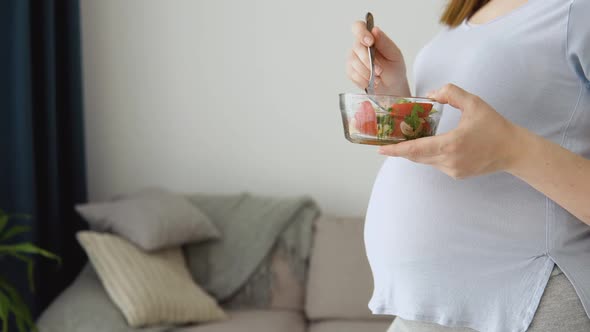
(305, 215), (390, 321)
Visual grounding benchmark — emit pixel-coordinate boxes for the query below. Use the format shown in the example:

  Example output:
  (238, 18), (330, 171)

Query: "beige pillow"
(76, 231), (227, 327)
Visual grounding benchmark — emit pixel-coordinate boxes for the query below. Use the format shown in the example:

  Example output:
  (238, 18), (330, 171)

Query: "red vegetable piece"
(354, 101), (377, 135)
(391, 116), (404, 137)
(422, 120), (432, 135)
(390, 102), (433, 118)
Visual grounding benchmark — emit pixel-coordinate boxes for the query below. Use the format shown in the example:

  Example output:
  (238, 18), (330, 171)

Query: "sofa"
(38, 215), (394, 332)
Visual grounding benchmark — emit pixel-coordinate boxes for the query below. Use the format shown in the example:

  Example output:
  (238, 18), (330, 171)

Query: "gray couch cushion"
(37, 264), (170, 332)
(174, 310), (305, 332)
(75, 188), (220, 251)
(305, 216), (386, 320)
(308, 320), (393, 332)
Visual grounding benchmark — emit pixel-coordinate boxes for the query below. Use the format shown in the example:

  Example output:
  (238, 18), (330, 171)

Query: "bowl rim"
(338, 93), (437, 103)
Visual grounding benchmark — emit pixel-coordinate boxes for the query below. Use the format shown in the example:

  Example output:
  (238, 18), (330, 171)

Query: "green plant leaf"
(0, 278), (25, 313)
(0, 289), (9, 332)
(15, 316), (25, 332)
(7, 214), (30, 220)
(0, 243), (61, 264)
(0, 215), (7, 235)
(0, 211), (46, 332)
(10, 305), (33, 329)
(0, 278), (34, 327)
(9, 253), (35, 292)
(0, 225), (31, 242)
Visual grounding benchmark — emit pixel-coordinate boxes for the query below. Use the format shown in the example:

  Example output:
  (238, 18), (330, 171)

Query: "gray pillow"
(75, 189), (220, 251)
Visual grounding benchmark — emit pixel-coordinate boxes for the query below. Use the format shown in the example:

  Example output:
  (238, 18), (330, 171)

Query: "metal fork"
(364, 12), (388, 112)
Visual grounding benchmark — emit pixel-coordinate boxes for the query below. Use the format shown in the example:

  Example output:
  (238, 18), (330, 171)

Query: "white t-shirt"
(364, 1), (590, 332)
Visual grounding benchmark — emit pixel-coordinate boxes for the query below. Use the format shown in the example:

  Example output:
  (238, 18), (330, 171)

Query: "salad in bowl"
(339, 93), (443, 145)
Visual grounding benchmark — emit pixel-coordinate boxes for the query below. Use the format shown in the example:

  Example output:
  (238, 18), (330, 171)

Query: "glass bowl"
(339, 93), (443, 145)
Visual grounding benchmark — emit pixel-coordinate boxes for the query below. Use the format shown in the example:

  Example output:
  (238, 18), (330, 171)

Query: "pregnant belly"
(363, 158), (547, 271)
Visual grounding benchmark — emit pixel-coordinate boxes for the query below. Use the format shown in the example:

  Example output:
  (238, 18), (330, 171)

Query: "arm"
(378, 84), (590, 225)
(507, 127), (590, 224)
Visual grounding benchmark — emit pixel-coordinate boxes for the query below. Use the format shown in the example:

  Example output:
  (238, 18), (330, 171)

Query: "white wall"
(80, 0), (443, 216)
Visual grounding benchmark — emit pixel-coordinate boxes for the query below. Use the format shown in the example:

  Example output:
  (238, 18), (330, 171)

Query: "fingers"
(352, 20), (374, 46)
(430, 83), (479, 112)
(346, 61), (381, 90)
(378, 134), (451, 161)
(378, 135), (469, 179)
(347, 64), (369, 89)
(351, 22), (401, 62)
(349, 21), (387, 90)
(352, 42), (371, 70)
(350, 43), (383, 75)
(373, 27), (402, 62)
(347, 48), (383, 90)
(350, 52), (370, 81)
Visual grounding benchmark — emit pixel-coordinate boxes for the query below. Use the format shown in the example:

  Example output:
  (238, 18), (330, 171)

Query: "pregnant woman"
(346, 1), (590, 331)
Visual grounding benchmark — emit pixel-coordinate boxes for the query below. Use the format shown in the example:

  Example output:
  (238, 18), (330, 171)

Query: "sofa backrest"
(305, 215), (389, 321)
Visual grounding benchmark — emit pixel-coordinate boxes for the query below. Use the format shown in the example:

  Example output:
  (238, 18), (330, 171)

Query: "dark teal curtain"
(0, 0), (88, 322)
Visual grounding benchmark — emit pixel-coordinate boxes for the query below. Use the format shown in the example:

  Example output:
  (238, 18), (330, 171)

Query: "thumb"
(429, 83), (476, 112)
(372, 27), (402, 62)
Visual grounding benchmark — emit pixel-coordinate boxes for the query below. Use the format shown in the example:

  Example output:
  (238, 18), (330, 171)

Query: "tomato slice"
(389, 116), (404, 137)
(390, 102), (433, 118)
(354, 101), (377, 135)
(422, 120), (432, 136)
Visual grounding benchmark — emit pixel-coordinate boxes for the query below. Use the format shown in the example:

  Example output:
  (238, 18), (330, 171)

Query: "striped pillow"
(76, 231), (227, 327)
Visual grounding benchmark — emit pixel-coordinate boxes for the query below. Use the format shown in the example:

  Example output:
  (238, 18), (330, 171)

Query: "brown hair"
(440, 0), (490, 27)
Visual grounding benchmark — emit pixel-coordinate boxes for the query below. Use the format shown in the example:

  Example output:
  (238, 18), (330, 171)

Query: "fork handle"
(365, 12), (376, 94)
